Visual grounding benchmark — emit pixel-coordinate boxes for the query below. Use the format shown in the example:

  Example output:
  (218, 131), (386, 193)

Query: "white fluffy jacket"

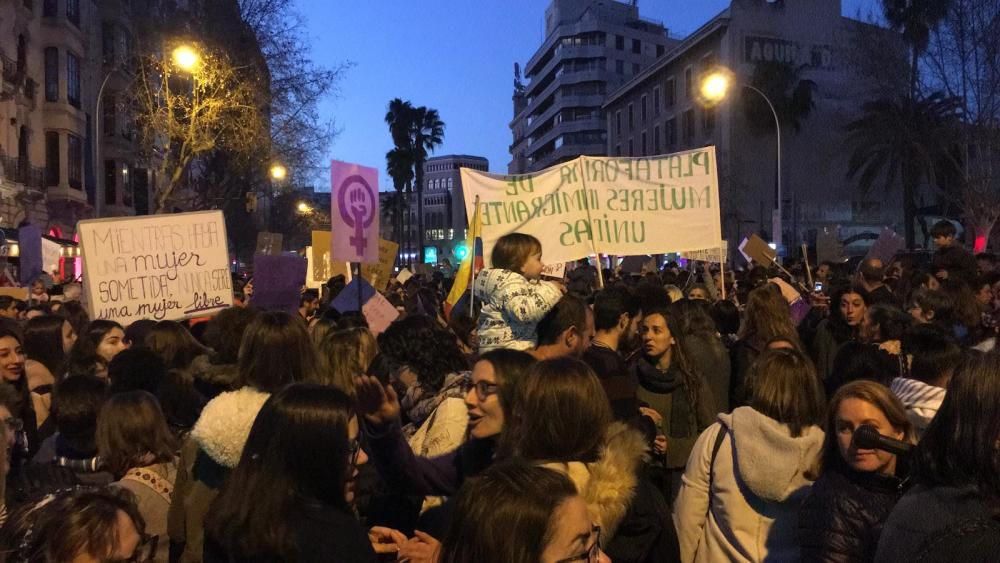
(190, 387), (270, 468)
(473, 268), (562, 352)
(542, 422), (649, 540)
(674, 407), (825, 563)
(890, 377), (946, 439)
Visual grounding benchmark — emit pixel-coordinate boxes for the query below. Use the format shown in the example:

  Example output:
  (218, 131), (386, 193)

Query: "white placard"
(78, 210), (232, 324)
(541, 262), (566, 279)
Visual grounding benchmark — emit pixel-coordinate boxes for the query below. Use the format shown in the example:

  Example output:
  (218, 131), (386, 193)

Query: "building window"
(103, 23), (115, 65)
(627, 103), (633, 130)
(684, 67), (692, 99)
(656, 44), (665, 57)
(654, 125), (661, 154)
(43, 0), (56, 17)
(615, 60), (623, 75)
(67, 134), (82, 189)
(641, 132), (647, 156)
(665, 77), (675, 107)
(702, 107), (716, 133)
(632, 39), (641, 54)
(66, 0), (79, 25)
(104, 159), (117, 205)
(45, 132), (59, 186)
(641, 94), (648, 122)
(121, 163), (131, 204)
(683, 110), (695, 144)
(653, 87), (660, 116)
(103, 92), (116, 136)
(666, 118), (677, 148)
(66, 51), (80, 108)
(615, 35), (624, 50)
(632, 63), (640, 75)
(615, 144), (621, 156)
(615, 110), (621, 136)
(628, 139), (634, 156)
(44, 47), (58, 102)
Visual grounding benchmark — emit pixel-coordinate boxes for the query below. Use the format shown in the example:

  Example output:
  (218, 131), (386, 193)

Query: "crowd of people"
(0, 219), (995, 562)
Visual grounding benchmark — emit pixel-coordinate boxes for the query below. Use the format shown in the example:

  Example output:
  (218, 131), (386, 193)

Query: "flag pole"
(468, 196), (480, 318)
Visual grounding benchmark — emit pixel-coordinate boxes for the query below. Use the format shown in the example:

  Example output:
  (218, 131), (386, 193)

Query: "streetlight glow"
(172, 45), (200, 71)
(297, 202), (312, 214)
(700, 73), (730, 104)
(269, 164), (287, 181)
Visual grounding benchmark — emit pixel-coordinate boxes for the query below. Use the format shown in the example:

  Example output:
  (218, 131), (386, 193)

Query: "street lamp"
(699, 66), (784, 248)
(171, 45), (201, 72)
(297, 201), (313, 214)
(269, 163), (287, 181)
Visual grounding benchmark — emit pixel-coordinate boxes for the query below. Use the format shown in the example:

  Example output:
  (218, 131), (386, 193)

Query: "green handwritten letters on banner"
(460, 148), (722, 265)
(78, 210), (233, 325)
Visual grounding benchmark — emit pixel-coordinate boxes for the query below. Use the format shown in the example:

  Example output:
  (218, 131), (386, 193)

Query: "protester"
(731, 284), (801, 408)
(0, 329), (37, 461)
(809, 286), (868, 383)
(439, 461), (608, 563)
(97, 391), (179, 563)
(799, 380), (913, 562)
(891, 327), (961, 440)
(858, 258), (899, 306)
(473, 233), (564, 352)
(631, 306), (716, 501)
(876, 352), (1000, 562)
(22, 315), (74, 434)
(583, 286), (642, 421)
(317, 327), (378, 395)
(190, 306), (257, 400)
(0, 487), (147, 561)
(905, 287), (953, 328)
(532, 294), (595, 360)
(671, 298), (730, 415)
(674, 348), (825, 563)
(506, 358), (679, 563)
(203, 384), (399, 562)
(67, 319), (128, 379)
(145, 320), (211, 372)
(57, 299), (90, 342)
(168, 311), (317, 563)
(930, 220), (977, 283)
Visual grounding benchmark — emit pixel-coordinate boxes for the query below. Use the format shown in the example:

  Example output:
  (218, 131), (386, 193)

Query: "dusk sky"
(302, 0), (879, 191)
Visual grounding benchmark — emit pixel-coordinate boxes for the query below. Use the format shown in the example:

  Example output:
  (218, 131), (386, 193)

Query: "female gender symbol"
(337, 174), (376, 255)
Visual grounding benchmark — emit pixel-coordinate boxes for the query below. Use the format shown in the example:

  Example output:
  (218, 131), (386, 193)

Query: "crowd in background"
(0, 219), (994, 561)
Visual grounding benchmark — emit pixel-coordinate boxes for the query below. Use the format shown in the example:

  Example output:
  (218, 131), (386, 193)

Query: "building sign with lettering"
(78, 210), (232, 325)
(744, 36), (833, 70)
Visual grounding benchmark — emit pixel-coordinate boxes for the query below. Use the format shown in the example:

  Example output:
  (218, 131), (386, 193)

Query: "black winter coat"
(799, 465), (906, 563)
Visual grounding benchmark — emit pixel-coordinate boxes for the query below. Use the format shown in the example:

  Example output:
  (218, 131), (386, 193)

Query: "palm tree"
(385, 147), (414, 254)
(411, 106), (445, 257)
(846, 92), (963, 246)
(742, 61), (817, 134)
(881, 0), (952, 98)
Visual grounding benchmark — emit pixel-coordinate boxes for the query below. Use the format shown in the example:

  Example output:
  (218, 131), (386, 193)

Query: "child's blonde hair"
(492, 233), (542, 274)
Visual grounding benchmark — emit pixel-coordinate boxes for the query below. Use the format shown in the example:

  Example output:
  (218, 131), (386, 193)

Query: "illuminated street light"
(172, 45), (201, 72)
(699, 65), (784, 248)
(297, 201), (313, 214)
(270, 164), (288, 181)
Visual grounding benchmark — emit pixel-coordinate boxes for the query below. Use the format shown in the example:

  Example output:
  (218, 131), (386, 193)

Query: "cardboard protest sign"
(865, 227), (905, 265)
(311, 231), (351, 283)
(396, 268), (413, 284)
(251, 254), (307, 314)
(18, 224), (42, 285)
(540, 262), (566, 279)
(461, 147), (722, 265)
(331, 160), (379, 263)
(361, 291), (399, 335)
(78, 210), (232, 324)
(41, 238), (61, 277)
(360, 239), (399, 291)
(684, 240), (728, 263)
(816, 227), (844, 264)
(0, 287), (28, 300)
(331, 276), (378, 313)
(255, 232), (283, 256)
(741, 234), (777, 266)
(413, 263), (433, 278)
(304, 247), (322, 289)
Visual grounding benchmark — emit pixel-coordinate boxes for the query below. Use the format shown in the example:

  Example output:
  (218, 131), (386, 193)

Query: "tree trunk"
(903, 164), (918, 249)
(416, 163), (425, 263)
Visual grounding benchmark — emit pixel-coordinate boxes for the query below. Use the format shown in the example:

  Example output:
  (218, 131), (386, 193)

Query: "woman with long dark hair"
(671, 298), (731, 414)
(809, 286), (868, 383)
(799, 380), (912, 562)
(169, 311), (318, 562)
(22, 315), (75, 434)
(876, 351), (1000, 562)
(629, 307), (716, 501)
(144, 320), (210, 372)
(0, 329), (38, 461)
(204, 384), (383, 562)
(97, 391), (178, 563)
(731, 284), (801, 409)
(66, 319), (127, 379)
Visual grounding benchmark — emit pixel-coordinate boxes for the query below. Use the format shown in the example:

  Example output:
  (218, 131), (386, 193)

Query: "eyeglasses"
(470, 381), (499, 401)
(349, 437), (362, 466)
(3, 417), (23, 433)
(556, 526), (602, 563)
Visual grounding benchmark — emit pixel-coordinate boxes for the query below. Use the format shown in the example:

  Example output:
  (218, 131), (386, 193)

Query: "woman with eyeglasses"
(97, 391), (179, 563)
(439, 461), (609, 563)
(204, 384), (402, 562)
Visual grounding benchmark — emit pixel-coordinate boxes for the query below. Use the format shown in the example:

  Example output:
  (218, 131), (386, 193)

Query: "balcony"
(1, 53), (19, 85)
(0, 155), (46, 190)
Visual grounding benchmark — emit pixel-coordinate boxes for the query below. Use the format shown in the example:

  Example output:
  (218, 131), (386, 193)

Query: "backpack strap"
(709, 424), (727, 484)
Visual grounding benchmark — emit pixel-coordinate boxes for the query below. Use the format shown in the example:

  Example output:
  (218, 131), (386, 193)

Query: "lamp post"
(700, 68), (784, 248)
